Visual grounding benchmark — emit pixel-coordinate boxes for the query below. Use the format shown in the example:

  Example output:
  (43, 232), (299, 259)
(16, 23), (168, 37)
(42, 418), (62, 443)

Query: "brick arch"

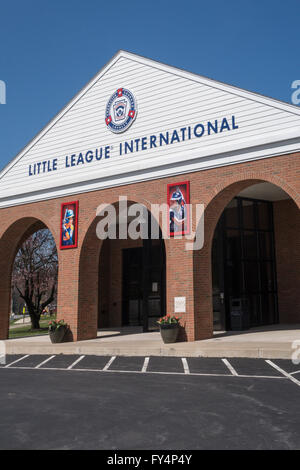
(0, 216), (59, 340)
(80, 194), (167, 243)
(209, 172), (300, 207)
(193, 176), (300, 341)
(77, 199), (167, 340)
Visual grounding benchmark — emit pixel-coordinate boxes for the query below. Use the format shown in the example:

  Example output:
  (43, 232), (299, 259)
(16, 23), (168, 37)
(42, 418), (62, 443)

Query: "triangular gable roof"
(1, 49), (300, 179)
(0, 50), (299, 208)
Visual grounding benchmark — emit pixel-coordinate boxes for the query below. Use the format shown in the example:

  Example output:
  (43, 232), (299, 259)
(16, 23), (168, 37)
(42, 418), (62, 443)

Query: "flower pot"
(49, 325), (68, 343)
(159, 323), (180, 344)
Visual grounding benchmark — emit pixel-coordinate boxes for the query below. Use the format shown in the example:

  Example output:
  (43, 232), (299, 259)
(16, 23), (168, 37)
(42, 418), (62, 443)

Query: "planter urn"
(159, 323), (180, 344)
(49, 325), (68, 344)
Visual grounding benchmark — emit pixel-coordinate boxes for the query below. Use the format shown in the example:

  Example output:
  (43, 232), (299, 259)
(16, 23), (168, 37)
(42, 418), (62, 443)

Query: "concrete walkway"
(4, 324), (300, 359)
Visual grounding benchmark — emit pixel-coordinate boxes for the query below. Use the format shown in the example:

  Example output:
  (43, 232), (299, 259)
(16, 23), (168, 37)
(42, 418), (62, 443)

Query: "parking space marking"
(142, 357), (149, 373)
(1, 355), (298, 383)
(5, 355), (29, 368)
(222, 358), (238, 376)
(35, 355), (56, 369)
(67, 355), (85, 370)
(103, 356), (116, 371)
(266, 360), (300, 387)
(182, 358), (190, 374)
(1, 364), (287, 380)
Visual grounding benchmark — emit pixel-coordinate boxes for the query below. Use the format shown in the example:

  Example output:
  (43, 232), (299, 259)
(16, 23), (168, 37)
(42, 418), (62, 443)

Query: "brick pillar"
(274, 199), (300, 323)
(166, 238), (196, 341)
(193, 240), (214, 340)
(56, 249), (81, 341)
(0, 249), (11, 340)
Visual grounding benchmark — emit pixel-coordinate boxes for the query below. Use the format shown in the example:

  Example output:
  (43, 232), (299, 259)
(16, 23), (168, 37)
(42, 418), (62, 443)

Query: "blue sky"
(0, 0), (299, 171)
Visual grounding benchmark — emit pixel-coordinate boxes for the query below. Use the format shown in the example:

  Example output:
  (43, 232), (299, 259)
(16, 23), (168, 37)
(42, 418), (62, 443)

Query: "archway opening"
(10, 228), (58, 337)
(211, 182), (300, 332)
(0, 217), (58, 340)
(78, 201), (166, 340)
(98, 236), (166, 331)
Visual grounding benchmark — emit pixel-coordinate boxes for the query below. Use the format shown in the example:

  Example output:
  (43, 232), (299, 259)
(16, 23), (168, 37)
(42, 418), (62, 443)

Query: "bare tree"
(12, 229), (58, 329)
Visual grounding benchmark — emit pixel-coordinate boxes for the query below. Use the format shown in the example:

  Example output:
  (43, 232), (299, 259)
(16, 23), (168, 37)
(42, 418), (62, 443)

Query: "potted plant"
(48, 319), (68, 343)
(157, 314), (181, 344)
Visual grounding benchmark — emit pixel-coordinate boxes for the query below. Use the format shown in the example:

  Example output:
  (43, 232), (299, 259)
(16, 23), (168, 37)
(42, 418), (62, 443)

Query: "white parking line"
(1, 365), (287, 379)
(67, 355), (85, 370)
(265, 360), (300, 387)
(103, 356), (116, 371)
(5, 355), (29, 368)
(142, 357), (149, 373)
(35, 355), (56, 369)
(222, 358), (238, 376)
(181, 358), (190, 374)
(290, 370), (300, 375)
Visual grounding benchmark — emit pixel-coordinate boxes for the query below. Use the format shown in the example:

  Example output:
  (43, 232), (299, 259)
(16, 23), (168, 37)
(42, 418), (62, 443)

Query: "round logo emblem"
(105, 88), (137, 133)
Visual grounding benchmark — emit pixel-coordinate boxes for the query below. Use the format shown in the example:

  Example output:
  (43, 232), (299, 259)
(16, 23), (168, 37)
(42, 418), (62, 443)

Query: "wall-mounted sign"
(174, 297), (186, 313)
(105, 88), (137, 134)
(152, 282), (158, 292)
(27, 116), (239, 177)
(60, 201), (79, 250)
(167, 181), (190, 236)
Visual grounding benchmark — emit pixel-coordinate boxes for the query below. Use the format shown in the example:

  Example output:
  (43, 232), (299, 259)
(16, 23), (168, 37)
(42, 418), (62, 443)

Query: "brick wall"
(0, 152), (299, 342)
(274, 199), (300, 323)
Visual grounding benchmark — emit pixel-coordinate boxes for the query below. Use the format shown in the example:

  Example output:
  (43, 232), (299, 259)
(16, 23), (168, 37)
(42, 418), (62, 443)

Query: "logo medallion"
(105, 88), (137, 133)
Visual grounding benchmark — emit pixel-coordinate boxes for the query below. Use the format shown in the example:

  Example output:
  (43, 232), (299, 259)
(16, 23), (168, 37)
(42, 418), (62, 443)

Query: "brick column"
(165, 238), (197, 341)
(0, 250), (11, 340)
(56, 249), (80, 341)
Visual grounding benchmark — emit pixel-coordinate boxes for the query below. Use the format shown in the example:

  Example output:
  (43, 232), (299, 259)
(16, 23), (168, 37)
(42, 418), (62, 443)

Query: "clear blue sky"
(0, 0), (299, 171)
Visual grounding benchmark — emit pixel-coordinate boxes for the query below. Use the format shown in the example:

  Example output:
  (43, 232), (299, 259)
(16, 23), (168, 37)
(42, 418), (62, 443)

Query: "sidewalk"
(4, 324), (300, 359)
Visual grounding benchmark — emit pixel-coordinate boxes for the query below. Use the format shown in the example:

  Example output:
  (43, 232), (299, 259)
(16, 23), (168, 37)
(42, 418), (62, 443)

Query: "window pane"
(225, 199), (239, 227)
(226, 229), (240, 260)
(242, 200), (255, 229)
(257, 201), (271, 230)
(243, 230), (258, 259)
(259, 232), (272, 259)
(244, 261), (259, 292)
(226, 259), (242, 297)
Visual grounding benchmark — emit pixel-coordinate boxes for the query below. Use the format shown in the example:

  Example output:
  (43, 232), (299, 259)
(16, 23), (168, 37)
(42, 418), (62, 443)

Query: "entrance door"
(122, 244), (165, 330)
(122, 248), (143, 326)
(212, 196), (278, 330)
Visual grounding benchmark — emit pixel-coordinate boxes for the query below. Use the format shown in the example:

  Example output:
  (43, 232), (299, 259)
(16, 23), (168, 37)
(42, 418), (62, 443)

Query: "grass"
(9, 315), (56, 339)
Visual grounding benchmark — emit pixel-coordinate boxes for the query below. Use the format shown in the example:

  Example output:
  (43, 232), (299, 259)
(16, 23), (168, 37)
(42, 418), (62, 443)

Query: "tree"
(12, 229), (58, 329)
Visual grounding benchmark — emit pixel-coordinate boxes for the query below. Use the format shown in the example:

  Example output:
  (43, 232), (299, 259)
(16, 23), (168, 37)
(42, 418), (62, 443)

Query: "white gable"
(1, 50), (300, 207)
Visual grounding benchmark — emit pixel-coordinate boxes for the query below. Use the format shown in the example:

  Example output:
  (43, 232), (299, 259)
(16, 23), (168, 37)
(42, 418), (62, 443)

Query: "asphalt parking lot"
(0, 354), (299, 450)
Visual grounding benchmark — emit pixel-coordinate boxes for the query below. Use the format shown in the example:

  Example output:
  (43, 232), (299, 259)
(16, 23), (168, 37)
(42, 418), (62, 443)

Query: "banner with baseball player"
(167, 181), (190, 236)
(60, 201), (79, 249)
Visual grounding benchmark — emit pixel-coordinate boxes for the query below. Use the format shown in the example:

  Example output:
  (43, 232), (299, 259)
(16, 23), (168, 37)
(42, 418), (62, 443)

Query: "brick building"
(0, 51), (299, 342)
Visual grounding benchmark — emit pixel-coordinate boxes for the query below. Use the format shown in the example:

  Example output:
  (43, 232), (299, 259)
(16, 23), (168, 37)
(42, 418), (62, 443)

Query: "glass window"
(244, 261), (260, 292)
(242, 200), (255, 229)
(225, 199), (239, 228)
(259, 232), (272, 259)
(243, 230), (258, 259)
(226, 229), (240, 260)
(257, 201), (271, 230)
